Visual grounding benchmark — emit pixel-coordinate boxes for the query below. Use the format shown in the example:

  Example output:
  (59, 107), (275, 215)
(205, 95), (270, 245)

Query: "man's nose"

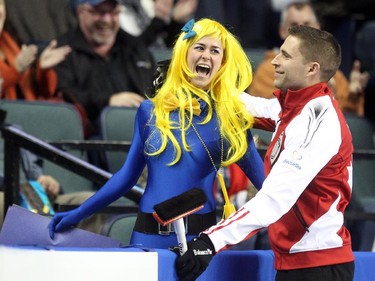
(271, 54), (280, 66)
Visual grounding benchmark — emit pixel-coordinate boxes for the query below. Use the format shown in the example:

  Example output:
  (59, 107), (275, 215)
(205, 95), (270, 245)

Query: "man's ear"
(308, 62), (320, 75)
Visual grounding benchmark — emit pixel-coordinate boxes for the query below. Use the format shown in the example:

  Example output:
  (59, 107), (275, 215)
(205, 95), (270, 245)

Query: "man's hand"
(154, 0), (174, 23)
(154, 0), (198, 24)
(37, 175), (60, 201)
(175, 234), (215, 281)
(172, 0), (198, 23)
(109, 92), (145, 107)
(39, 40), (71, 69)
(349, 60), (370, 97)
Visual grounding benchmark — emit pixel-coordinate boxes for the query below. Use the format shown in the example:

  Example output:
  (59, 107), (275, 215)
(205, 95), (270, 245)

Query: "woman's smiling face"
(187, 36), (224, 90)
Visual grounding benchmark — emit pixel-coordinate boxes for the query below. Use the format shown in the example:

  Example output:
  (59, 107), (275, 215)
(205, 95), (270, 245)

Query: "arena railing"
(1, 125), (143, 218)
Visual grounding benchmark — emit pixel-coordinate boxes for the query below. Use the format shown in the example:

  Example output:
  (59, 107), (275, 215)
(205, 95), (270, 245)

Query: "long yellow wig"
(149, 18), (254, 166)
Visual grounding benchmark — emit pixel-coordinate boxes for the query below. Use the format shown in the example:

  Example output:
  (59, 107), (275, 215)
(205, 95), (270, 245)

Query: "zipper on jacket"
(292, 204), (309, 232)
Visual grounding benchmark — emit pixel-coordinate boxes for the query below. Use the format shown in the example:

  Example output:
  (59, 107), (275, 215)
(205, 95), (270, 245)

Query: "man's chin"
(92, 33), (116, 45)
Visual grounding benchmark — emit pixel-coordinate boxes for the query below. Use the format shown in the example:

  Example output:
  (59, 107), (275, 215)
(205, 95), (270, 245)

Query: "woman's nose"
(201, 49), (210, 60)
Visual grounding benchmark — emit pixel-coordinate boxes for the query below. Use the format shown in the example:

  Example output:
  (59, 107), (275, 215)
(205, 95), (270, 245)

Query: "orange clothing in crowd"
(248, 49), (364, 116)
(0, 31), (57, 100)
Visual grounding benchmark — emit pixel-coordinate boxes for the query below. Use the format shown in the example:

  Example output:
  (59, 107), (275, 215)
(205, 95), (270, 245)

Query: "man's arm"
(240, 92), (280, 120)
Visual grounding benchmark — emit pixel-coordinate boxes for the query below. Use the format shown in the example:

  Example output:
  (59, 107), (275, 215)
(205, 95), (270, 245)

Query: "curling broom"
(153, 188), (207, 255)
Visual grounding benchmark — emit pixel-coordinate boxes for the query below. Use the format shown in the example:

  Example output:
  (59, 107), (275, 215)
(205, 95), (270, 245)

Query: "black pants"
(276, 261), (354, 281)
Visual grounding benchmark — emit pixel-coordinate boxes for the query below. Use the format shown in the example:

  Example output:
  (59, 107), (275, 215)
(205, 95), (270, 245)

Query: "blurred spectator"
(0, 146), (61, 199)
(345, 0), (375, 22)
(247, 2), (369, 117)
(355, 20), (375, 125)
(271, 0), (306, 12)
(271, 1), (375, 77)
(54, 0), (156, 137)
(0, 0), (71, 100)
(0, 140), (105, 233)
(355, 22), (375, 75)
(0, 149), (62, 227)
(267, 0), (309, 48)
(0, 120), (106, 234)
(193, 0), (269, 48)
(310, 0), (355, 77)
(120, 0), (198, 48)
(4, 0), (77, 45)
(0, 117), (62, 227)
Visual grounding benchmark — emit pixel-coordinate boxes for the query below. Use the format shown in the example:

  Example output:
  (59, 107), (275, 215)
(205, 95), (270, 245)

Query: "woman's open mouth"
(196, 64), (211, 77)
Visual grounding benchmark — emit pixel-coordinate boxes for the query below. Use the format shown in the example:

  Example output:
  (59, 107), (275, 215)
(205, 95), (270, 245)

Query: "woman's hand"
(48, 208), (81, 239)
(15, 44), (38, 73)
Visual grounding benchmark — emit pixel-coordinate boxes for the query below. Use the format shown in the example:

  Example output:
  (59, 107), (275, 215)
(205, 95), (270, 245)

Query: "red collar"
(273, 82), (333, 121)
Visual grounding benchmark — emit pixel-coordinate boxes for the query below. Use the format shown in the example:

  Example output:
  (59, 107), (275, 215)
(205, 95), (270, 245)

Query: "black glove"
(175, 234), (216, 281)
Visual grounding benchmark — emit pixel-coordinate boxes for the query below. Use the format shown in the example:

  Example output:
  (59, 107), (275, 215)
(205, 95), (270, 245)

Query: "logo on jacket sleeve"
(270, 131), (284, 165)
(282, 149), (303, 170)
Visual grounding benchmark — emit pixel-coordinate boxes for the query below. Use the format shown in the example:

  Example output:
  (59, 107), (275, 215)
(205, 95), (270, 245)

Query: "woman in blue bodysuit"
(49, 18), (265, 249)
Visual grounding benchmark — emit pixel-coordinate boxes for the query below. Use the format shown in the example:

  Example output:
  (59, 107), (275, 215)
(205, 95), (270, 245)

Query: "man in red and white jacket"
(176, 25), (355, 281)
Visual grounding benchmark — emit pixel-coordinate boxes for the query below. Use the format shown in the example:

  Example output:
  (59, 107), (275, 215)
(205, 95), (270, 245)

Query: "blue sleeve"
(20, 149), (43, 180)
(236, 130), (265, 190)
(73, 103), (149, 216)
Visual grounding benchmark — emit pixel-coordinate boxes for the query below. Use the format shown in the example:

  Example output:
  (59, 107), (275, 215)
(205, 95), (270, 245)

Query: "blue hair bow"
(181, 19), (197, 40)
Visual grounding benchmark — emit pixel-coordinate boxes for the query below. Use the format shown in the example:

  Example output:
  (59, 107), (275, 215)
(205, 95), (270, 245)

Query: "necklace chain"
(188, 116), (234, 216)
(189, 117), (223, 173)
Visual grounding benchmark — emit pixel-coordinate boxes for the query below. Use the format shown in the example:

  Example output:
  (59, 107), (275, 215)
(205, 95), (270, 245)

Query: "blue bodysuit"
(69, 99), (265, 249)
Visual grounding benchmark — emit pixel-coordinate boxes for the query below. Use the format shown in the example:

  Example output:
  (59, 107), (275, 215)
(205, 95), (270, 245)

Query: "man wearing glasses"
(54, 0), (155, 138)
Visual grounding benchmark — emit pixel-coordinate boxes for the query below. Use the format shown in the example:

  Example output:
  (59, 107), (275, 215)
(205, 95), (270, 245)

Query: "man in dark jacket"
(54, 0), (156, 137)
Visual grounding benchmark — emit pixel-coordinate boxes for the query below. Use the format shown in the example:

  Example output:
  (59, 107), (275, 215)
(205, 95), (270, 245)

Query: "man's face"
(279, 6), (320, 40)
(77, 1), (121, 46)
(187, 36), (224, 90)
(271, 35), (311, 93)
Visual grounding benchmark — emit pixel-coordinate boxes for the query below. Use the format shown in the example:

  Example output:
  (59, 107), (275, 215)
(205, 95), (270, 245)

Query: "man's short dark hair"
(289, 25), (341, 81)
